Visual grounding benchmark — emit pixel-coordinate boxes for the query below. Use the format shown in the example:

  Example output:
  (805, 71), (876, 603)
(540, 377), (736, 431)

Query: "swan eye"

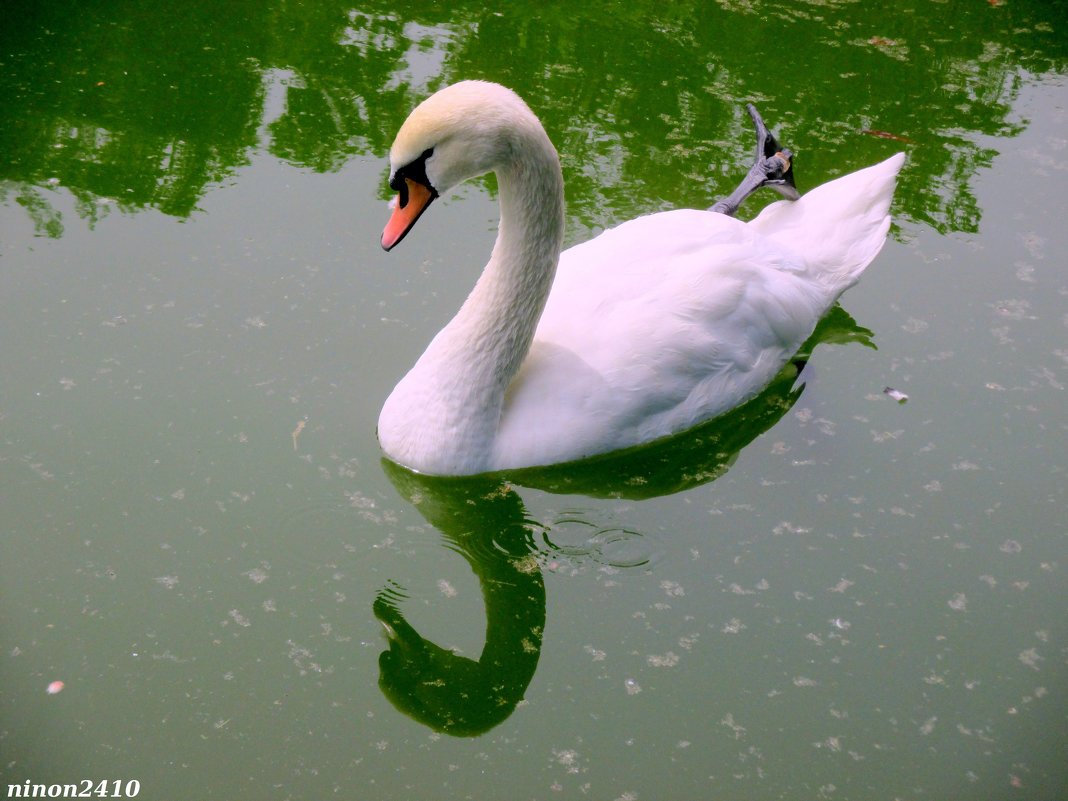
(389, 148), (435, 208)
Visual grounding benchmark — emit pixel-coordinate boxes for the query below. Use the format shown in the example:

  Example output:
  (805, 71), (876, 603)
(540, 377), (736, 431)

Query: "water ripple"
(539, 517), (663, 569)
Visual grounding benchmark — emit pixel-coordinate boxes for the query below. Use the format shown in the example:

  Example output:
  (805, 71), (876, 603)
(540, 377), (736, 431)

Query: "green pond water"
(2, 1), (1066, 799)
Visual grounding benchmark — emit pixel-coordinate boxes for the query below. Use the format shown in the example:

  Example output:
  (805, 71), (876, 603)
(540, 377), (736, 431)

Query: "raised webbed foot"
(711, 104), (800, 216)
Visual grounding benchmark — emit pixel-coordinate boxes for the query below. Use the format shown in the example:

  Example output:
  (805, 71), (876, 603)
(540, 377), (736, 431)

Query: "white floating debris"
(228, 609), (251, 627)
(244, 567), (269, 584)
(1018, 648), (1042, 671)
(583, 645), (606, 662)
(552, 748), (581, 773)
(828, 578), (854, 593)
(722, 618), (745, 634)
(660, 580), (685, 597)
(883, 386), (909, 403)
(646, 651), (680, 668)
(46, 680), (65, 695)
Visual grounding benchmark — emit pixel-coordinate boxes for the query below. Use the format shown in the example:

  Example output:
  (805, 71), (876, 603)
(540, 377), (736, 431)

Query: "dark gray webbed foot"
(712, 104), (800, 217)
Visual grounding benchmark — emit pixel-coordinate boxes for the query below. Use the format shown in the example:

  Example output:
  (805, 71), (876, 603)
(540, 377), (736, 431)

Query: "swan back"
(491, 154), (906, 470)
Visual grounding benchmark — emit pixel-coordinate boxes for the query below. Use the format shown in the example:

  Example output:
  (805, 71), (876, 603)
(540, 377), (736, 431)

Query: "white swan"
(378, 81), (904, 476)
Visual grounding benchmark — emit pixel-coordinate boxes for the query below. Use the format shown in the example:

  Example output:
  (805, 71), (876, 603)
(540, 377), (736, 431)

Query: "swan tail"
(752, 152), (906, 294)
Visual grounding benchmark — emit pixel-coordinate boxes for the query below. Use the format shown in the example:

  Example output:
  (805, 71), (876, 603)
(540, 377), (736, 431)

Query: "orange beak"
(381, 178), (435, 251)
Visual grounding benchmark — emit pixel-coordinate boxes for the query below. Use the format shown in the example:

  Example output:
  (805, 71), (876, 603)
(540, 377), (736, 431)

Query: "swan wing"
(494, 154), (904, 469)
(494, 210), (826, 468)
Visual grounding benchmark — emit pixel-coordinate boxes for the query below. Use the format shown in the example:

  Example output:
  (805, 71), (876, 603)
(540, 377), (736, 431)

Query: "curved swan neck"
(380, 114), (564, 475)
(441, 120), (565, 416)
(468, 128), (565, 372)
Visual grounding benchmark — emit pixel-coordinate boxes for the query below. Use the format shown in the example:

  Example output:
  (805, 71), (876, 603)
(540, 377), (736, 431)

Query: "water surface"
(2, 2), (1066, 799)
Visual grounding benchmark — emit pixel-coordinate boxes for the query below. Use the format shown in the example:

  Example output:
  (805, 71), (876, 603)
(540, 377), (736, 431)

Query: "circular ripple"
(590, 527), (661, 568)
(540, 518), (662, 569)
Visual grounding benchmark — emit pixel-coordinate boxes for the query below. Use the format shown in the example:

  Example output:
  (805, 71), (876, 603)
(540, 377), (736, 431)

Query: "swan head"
(381, 81), (545, 251)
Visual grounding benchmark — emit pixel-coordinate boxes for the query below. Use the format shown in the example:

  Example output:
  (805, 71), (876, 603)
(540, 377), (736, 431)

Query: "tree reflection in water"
(3, 0), (1065, 239)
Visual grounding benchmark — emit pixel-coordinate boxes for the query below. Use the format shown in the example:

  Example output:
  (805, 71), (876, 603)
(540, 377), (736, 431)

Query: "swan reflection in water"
(373, 308), (872, 736)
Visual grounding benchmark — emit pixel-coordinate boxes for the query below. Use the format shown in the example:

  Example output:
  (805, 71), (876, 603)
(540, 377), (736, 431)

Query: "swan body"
(378, 81), (904, 476)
